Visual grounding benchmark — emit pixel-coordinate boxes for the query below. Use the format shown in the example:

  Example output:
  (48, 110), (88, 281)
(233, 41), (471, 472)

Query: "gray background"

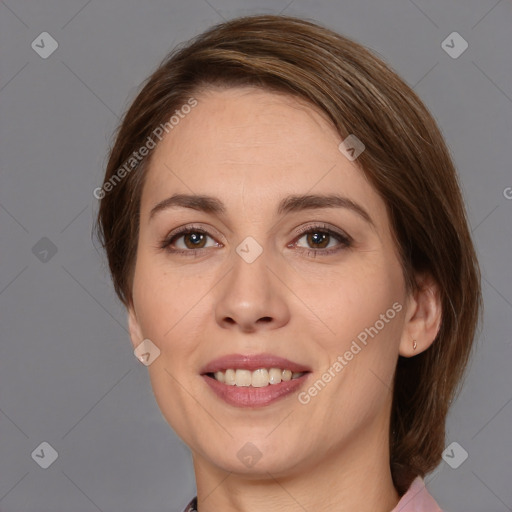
(0, 0), (511, 511)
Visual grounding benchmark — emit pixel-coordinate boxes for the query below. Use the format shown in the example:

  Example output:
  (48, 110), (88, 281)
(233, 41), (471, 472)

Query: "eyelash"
(158, 223), (352, 258)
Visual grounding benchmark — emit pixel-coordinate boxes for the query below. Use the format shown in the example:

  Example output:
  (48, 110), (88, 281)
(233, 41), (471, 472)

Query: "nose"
(214, 245), (291, 333)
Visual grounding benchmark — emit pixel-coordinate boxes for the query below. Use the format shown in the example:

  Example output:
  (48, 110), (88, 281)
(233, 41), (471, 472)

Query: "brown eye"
(182, 232), (208, 249)
(160, 227), (220, 253)
(294, 226), (351, 253)
(304, 231), (330, 249)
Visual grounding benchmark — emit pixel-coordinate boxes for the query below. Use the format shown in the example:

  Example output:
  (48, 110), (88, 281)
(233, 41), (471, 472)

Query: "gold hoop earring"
(412, 339), (417, 350)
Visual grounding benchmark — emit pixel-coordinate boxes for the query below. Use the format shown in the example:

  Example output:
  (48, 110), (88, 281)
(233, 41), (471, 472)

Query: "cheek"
(293, 256), (403, 343)
(306, 269), (403, 424)
(296, 263), (405, 417)
(131, 251), (179, 342)
(131, 251), (214, 353)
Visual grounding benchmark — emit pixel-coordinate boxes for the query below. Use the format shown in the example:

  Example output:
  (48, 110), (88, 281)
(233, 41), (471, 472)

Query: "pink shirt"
(182, 476), (442, 512)
(392, 476), (443, 512)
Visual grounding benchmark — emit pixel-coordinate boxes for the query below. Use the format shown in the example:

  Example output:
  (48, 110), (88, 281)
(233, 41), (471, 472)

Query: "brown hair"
(95, 14), (481, 495)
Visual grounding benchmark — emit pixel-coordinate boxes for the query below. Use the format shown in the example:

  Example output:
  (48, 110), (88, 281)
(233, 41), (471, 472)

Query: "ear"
(399, 273), (442, 358)
(127, 304), (144, 351)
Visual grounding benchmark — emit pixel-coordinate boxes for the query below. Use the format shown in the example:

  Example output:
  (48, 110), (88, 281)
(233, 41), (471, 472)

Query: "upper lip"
(200, 353), (312, 374)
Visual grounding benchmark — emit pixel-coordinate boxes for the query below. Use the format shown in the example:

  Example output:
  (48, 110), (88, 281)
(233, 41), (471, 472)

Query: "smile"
(207, 368), (306, 387)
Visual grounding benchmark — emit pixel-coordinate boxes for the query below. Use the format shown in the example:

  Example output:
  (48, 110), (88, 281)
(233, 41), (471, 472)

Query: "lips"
(199, 353), (312, 374)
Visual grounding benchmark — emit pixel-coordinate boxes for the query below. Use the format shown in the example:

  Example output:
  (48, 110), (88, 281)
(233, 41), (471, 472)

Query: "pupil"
(308, 232), (328, 248)
(185, 232), (205, 249)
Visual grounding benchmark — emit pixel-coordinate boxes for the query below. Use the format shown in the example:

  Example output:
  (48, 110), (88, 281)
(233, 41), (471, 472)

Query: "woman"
(95, 14), (481, 512)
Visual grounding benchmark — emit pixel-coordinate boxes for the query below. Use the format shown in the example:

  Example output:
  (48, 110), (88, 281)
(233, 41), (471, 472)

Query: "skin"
(127, 86), (442, 512)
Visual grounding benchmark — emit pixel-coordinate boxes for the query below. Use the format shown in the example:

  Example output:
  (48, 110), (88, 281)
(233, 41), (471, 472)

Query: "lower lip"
(201, 373), (310, 408)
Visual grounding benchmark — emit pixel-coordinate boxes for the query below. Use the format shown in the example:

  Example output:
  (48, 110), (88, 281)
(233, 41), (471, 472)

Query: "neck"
(191, 418), (400, 512)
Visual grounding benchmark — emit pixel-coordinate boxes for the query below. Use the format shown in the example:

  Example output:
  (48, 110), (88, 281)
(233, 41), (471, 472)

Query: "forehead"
(140, 86), (385, 223)
(156, 87), (340, 164)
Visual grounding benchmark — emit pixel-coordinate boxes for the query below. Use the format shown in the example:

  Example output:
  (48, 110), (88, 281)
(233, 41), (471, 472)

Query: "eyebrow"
(149, 193), (375, 227)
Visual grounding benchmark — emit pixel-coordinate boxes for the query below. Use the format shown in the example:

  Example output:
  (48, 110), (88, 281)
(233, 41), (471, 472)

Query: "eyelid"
(165, 223), (224, 243)
(292, 222), (351, 240)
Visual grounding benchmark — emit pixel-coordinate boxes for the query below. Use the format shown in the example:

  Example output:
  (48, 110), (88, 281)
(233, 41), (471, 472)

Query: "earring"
(412, 339), (417, 350)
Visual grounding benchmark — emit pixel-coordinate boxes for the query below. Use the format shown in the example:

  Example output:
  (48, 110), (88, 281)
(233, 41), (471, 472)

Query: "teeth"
(211, 368), (305, 387)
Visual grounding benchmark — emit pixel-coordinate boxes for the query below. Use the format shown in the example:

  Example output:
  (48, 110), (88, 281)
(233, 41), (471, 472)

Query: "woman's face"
(128, 86), (413, 477)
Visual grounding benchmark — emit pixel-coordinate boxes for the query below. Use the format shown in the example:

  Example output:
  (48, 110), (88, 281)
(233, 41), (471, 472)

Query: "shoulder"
(391, 476), (443, 512)
(182, 496), (197, 512)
